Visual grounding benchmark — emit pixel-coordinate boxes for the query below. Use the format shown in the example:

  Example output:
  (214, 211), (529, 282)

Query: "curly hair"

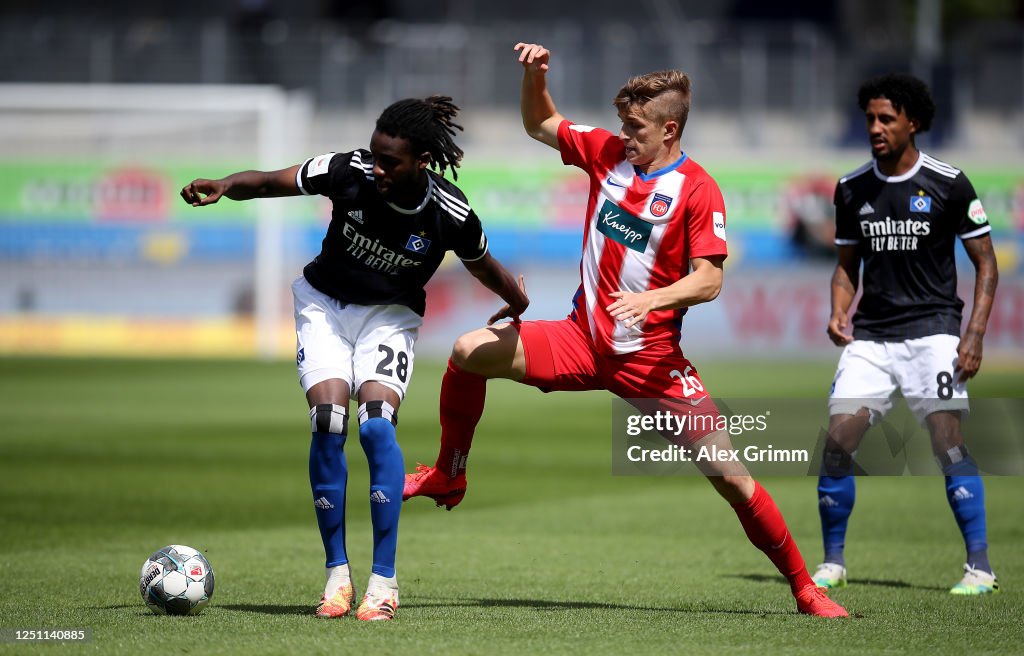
(375, 95), (464, 179)
(857, 73), (936, 133)
(613, 70), (692, 132)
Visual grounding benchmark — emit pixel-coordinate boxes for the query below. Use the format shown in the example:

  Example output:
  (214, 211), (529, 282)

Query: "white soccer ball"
(139, 545), (215, 615)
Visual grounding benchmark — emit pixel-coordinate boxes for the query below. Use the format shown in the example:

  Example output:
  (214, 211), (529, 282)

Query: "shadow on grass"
(101, 604), (225, 618)
(102, 603), (308, 617)
(729, 572), (945, 591)
(100, 604), (160, 615)
(403, 597), (791, 616)
(209, 598), (789, 617)
(220, 604), (310, 615)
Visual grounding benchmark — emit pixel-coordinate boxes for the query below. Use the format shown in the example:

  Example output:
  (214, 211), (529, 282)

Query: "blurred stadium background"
(0, 0), (1021, 361)
(2, 4), (1023, 652)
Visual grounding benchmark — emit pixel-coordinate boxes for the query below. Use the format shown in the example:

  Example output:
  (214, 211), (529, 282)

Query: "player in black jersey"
(180, 96), (529, 620)
(812, 74), (1000, 595)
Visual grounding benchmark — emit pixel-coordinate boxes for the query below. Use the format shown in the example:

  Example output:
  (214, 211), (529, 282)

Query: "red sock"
(435, 359), (486, 478)
(731, 481), (814, 593)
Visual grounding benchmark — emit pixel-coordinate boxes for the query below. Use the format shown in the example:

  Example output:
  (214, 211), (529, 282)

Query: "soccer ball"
(139, 545), (215, 615)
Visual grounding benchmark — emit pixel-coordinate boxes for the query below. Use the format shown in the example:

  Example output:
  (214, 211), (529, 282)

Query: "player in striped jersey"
(404, 42), (847, 618)
(814, 74), (1000, 595)
(180, 96), (528, 620)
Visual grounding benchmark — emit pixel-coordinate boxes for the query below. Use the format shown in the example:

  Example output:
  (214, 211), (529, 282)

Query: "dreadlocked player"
(181, 96), (529, 621)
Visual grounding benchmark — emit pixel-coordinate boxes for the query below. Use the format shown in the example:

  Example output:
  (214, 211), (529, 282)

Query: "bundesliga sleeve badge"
(967, 199), (988, 225)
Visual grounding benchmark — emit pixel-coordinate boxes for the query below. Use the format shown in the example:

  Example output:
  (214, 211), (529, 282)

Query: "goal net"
(0, 84), (314, 358)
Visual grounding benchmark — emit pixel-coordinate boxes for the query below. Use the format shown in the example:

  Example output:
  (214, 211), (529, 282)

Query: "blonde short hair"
(613, 70), (692, 132)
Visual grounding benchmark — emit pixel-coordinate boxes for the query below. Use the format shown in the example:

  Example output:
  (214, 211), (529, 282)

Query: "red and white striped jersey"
(557, 119), (728, 355)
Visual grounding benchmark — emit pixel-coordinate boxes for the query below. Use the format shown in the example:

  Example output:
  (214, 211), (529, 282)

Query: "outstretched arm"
(180, 165), (302, 206)
(462, 253), (530, 325)
(958, 234), (998, 381)
(827, 245), (861, 346)
(514, 42), (564, 150)
(606, 255), (725, 328)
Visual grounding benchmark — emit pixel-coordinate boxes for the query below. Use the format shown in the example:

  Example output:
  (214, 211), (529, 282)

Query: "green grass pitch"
(1, 356), (1022, 655)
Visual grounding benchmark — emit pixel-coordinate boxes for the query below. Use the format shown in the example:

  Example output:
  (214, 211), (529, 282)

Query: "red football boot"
(403, 464), (466, 510)
(795, 583), (849, 618)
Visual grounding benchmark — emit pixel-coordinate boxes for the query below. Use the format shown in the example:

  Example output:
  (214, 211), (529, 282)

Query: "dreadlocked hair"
(375, 95), (464, 179)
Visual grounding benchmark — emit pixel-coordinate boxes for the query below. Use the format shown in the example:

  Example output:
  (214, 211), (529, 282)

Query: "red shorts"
(517, 318), (719, 445)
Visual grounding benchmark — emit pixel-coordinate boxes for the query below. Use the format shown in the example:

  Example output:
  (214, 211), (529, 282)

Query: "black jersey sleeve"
(452, 208), (489, 261)
(296, 150), (363, 197)
(431, 176), (489, 261)
(833, 181), (859, 245)
(949, 172), (991, 237)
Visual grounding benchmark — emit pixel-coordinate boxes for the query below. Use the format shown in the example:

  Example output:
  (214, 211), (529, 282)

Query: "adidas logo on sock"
(314, 496), (334, 510)
(952, 486), (974, 501)
(370, 490), (390, 504)
(858, 202), (874, 216)
(819, 495), (839, 508)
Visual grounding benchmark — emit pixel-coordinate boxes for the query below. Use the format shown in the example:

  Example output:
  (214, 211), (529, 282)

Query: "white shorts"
(292, 276), (422, 399)
(828, 334), (969, 423)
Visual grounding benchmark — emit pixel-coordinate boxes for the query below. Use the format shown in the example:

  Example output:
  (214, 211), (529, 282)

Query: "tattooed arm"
(827, 245), (861, 347)
(958, 234), (999, 381)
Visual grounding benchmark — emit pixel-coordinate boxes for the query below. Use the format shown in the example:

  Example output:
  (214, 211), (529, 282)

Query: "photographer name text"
(626, 444), (809, 463)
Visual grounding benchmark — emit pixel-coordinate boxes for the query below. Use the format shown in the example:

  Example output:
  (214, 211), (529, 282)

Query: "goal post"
(0, 83), (313, 359)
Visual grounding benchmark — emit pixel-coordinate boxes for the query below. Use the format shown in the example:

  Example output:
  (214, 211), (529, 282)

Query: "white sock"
(366, 572), (398, 595)
(324, 563), (351, 597)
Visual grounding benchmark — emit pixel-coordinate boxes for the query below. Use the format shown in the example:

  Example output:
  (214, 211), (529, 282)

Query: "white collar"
(386, 175), (434, 214)
(872, 151), (923, 183)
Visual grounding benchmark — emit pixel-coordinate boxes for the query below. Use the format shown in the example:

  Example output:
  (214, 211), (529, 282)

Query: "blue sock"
(817, 476), (855, 566)
(944, 470), (990, 573)
(359, 402), (404, 579)
(309, 404), (349, 568)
